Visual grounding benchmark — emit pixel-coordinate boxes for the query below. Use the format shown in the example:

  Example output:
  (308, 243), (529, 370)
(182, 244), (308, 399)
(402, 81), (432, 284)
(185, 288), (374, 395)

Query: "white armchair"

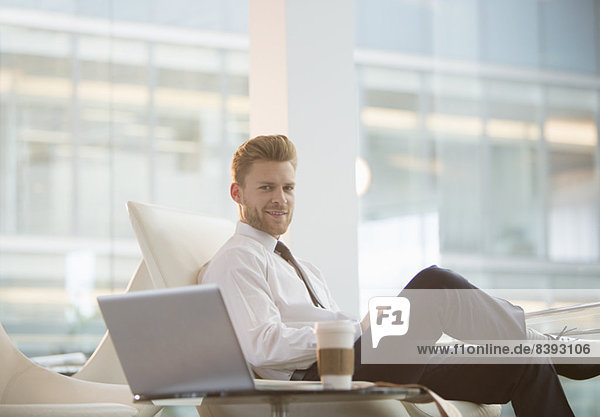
(0, 320), (143, 417)
(106, 201), (500, 417)
(73, 261), (155, 385)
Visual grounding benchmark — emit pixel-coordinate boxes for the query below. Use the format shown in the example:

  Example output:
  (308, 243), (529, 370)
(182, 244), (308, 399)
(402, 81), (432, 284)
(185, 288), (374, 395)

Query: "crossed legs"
(352, 266), (575, 417)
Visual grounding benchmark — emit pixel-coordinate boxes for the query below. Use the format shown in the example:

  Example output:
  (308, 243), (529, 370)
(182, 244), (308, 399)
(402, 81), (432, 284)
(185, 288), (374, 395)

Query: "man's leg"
(358, 266), (527, 368)
(417, 361), (575, 417)
(348, 331), (575, 416)
(352, 266), (575, 416)
(402, 265), (526, 342)
(404, 266), (600, 380)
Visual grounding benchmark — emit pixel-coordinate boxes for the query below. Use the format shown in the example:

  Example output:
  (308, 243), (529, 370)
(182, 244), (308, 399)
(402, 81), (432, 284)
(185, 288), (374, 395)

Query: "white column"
(249, 0), (359, 315)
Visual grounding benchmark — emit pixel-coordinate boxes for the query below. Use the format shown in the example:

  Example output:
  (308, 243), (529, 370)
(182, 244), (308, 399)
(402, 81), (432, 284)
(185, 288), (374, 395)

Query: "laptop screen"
(98, 284), (256, 399)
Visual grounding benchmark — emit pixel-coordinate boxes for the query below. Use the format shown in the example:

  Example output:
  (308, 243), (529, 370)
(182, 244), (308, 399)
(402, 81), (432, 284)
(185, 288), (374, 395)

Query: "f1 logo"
(368, 297), (410, 348)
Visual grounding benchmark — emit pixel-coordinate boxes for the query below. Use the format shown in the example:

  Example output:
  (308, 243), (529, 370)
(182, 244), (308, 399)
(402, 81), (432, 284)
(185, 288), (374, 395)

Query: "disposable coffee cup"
(314, 321), (355, 390)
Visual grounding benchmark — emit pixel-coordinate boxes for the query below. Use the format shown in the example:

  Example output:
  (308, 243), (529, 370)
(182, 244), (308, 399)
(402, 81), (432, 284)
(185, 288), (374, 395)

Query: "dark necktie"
(275, 241), (324, 308)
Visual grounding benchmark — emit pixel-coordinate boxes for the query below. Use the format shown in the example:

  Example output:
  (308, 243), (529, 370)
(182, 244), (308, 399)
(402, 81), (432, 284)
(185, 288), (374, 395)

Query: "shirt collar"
(235, 221), (278, 253)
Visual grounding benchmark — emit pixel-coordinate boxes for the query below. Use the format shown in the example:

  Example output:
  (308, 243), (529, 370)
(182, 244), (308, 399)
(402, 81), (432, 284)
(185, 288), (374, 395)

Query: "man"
(203, 134), (597, 417)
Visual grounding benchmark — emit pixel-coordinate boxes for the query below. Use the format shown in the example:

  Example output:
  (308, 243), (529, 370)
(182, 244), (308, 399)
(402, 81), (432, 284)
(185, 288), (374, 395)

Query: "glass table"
(151, 382), (423, 417)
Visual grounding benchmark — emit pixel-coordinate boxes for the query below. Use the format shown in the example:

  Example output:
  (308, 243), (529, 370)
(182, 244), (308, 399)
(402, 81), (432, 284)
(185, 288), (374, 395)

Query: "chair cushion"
(126, 201), (235, 288)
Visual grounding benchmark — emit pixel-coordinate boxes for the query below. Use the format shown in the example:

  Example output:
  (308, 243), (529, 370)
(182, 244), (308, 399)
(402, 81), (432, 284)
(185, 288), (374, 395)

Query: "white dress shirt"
(202, 221), (361, 380)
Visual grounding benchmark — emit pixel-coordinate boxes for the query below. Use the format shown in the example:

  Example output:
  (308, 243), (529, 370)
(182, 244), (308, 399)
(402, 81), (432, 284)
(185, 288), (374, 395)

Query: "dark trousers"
(302, 266), (575, 417)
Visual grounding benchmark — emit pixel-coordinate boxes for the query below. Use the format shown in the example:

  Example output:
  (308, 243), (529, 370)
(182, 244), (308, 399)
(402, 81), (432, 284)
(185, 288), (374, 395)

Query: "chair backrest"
(74, 260), (154, 383)
(75, 202), (235, 384)
(126, 201), (235, 288)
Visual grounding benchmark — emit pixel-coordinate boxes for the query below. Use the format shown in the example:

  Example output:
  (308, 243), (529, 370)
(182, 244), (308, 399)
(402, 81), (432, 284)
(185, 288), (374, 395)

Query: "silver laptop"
(98, 284), (420, 401)
(98, 284), (261, 400)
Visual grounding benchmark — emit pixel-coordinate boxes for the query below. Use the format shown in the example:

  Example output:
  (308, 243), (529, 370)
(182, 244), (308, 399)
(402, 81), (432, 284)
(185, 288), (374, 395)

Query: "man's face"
(231, 160), (296, 239)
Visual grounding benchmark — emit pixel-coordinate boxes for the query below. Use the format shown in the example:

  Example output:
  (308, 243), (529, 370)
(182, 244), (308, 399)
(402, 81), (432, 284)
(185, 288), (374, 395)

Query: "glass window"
(430, 74), (484, 253)
(540, 0), (598, 73)
(358, 66), (440, 297)
(0, 0), (249, 33)
(486, 80), (543, 257)
(354, 0), (432, 55)
(0, 3), (249, 357)
(541, 0), (598, 74)
(431, 0), (480, 61)
(359, 67), (431, 220)
(1, 27), (74, 237)
(482, 0), (539, 68)
(546, 86), (598, 262)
